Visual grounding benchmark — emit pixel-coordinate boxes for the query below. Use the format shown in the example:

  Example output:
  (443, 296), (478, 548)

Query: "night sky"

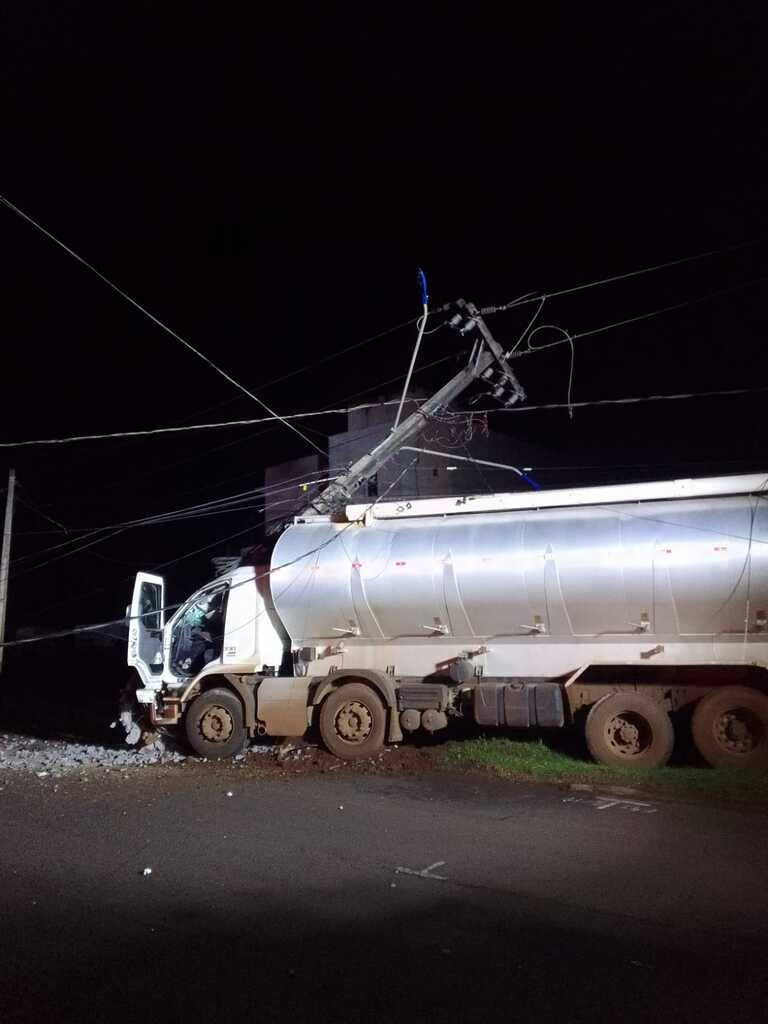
(2, 5), (768, 633)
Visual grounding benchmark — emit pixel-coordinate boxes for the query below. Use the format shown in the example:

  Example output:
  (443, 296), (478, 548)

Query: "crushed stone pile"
(0, 733), (274, 777)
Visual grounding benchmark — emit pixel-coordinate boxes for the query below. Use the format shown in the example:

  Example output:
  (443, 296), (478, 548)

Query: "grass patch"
(440, 736), (768, 806)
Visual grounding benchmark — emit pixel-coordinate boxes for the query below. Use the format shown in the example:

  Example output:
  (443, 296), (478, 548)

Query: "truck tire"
(585, 692), (674, 768)
(692, 686), (768, 769)
(319, 682), (387, 759)
(184, 688), (247, 759)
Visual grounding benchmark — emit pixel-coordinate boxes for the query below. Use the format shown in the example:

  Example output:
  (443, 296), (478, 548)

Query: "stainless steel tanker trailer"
(127, 471), (768, 769)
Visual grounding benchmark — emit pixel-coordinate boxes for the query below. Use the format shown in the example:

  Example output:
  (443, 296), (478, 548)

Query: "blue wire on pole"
(393, 270), (430, 430)
(417, 268), (429, 305)
(520, 472), (541, 491)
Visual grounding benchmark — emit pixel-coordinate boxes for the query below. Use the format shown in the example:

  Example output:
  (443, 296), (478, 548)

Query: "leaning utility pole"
(306, 300), (526, 518)
(0, 468), (16, 675)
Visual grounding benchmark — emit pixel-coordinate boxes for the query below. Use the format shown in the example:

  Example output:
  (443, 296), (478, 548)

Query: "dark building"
(262, 393), (553, 528)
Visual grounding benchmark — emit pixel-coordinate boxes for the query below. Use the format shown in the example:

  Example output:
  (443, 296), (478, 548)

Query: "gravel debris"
(0, 732), (276, 777)
(0, 732), (185, 775)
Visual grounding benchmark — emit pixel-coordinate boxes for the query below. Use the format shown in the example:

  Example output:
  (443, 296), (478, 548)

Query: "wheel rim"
(334, 700), (373, 744)
(199, 704), (234, 744)
(713, 707), (763, 756)
(605, 711), (652, 759)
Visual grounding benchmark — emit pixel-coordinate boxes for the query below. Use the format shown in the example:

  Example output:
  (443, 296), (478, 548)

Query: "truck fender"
(180, 671), (258, 732)
(311, 669), (403, 744)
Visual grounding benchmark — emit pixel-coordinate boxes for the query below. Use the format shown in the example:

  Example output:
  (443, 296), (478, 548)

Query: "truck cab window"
(171, 586), (228, 677)
(139, 582), (162, 632)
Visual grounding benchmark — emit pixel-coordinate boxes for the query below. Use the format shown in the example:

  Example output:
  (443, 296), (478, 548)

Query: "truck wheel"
(319, 682), (387, 759)
(692, 686), (768, 769)
(585, 692), (674, 768)
(184, 688), (247, 759)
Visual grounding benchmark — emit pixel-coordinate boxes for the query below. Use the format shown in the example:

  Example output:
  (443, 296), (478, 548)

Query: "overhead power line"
(4, 496), (301, 585)
(15, 491), (70, 534)
(0, 401), (405, 448)
(4, 375), (768, 454)
(462, 385), (768, 415)
(12, 379), (768, 576)
(3, 527), (129, 584)
(5, 455), (768, 653)
(0, 193), (324, 456)
(511, 273), (768, 357)
(10, 472), (339, 571)
(482, 236), (766, 314)
(4, 189), (762, 454)
(10, 381), (768, 579)
(0, 458), (418, 649)
(115, 311), (429, 441)
(2, 263), (767, 453)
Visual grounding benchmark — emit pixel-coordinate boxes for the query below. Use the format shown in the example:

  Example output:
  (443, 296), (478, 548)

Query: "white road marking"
(395, 860), (449, 880)
(562, 796), (658, 814)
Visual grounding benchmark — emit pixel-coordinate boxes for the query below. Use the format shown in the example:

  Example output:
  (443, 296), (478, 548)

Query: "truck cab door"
(127, 573), (166, 687)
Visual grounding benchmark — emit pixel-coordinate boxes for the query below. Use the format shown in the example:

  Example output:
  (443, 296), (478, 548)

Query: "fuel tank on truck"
(269, 474), (768, 645)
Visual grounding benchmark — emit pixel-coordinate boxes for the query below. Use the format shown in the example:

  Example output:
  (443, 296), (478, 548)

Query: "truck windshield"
(170, 586), (228, 677)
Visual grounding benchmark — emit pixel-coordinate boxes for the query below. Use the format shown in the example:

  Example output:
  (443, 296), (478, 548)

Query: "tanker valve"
(332, 623), (360, 636)
(421, 622), (449, 635)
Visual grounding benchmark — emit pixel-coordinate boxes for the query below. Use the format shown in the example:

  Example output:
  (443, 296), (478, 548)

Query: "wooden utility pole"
(0, 468), (16, 675)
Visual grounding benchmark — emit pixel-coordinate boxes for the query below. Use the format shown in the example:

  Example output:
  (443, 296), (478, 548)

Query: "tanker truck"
(127, 471), (768, 770)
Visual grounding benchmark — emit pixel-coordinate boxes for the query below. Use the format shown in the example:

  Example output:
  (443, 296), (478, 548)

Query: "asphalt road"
(0, 766), (766, 1023)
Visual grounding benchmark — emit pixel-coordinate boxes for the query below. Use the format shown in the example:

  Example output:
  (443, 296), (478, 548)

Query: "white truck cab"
(127, 566), (285, 705)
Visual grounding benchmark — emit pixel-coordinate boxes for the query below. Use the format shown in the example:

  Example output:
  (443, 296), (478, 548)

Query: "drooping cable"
(0, 456), (419, 649)
(513, 274), (768, 357)
(11, 473), (341, 569)
(525, 324), (576, 418)
(4, 266), (767, 452)
(0, 193), (324, 456)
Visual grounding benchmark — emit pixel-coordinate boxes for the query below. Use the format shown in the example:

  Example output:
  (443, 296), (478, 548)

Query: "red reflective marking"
(714, 546), (727, 552)
(395, 561), (407, 566)
(352, 562), (363, 569)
